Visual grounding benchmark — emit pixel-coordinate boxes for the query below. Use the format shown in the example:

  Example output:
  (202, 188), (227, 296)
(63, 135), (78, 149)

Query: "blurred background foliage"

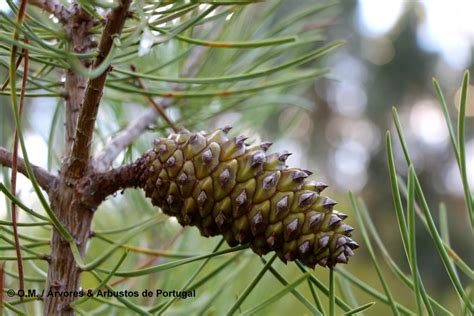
(317, 0), (474, 308)
(0, 0), (473, 315)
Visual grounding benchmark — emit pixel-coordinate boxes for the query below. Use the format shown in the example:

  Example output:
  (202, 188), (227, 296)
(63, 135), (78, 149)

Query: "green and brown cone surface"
(137, 128), (358, 268)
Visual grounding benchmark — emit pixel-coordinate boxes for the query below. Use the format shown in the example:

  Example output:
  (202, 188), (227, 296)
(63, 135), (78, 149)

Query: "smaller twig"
(10, 36), (29, 301)
(0, 146), (57, 192)
(130, 64), (178, 133)
(302, 19), (340, 32)
(28, 0), (70, 23)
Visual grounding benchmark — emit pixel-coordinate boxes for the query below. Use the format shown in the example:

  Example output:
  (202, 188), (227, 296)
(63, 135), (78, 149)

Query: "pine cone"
(137, 127), (358, 268)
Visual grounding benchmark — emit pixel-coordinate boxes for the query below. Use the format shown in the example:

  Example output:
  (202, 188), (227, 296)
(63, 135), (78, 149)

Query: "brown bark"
(42, 157), (143, 315)
(41, 6), (96, 314)
(44, 182), (94, 315)
(63, 5), (98, 157)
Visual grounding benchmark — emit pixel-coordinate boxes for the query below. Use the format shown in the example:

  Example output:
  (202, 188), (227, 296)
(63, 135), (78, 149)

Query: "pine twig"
(67, 0), (132, 178)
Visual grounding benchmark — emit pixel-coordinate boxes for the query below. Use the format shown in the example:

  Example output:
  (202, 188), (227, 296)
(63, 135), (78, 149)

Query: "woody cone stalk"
(134, 127), (358, 268)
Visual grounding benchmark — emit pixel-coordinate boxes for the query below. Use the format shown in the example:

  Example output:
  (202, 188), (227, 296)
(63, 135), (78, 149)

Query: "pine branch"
(67, 0), (132, 178)
(0, 146), (56, 192)
(62, 6), (98, 158)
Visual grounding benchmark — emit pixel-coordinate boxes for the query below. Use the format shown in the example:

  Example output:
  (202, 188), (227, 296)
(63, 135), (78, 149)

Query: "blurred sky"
(359, 0), (474, 69)
(315, 0), (474, 194)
